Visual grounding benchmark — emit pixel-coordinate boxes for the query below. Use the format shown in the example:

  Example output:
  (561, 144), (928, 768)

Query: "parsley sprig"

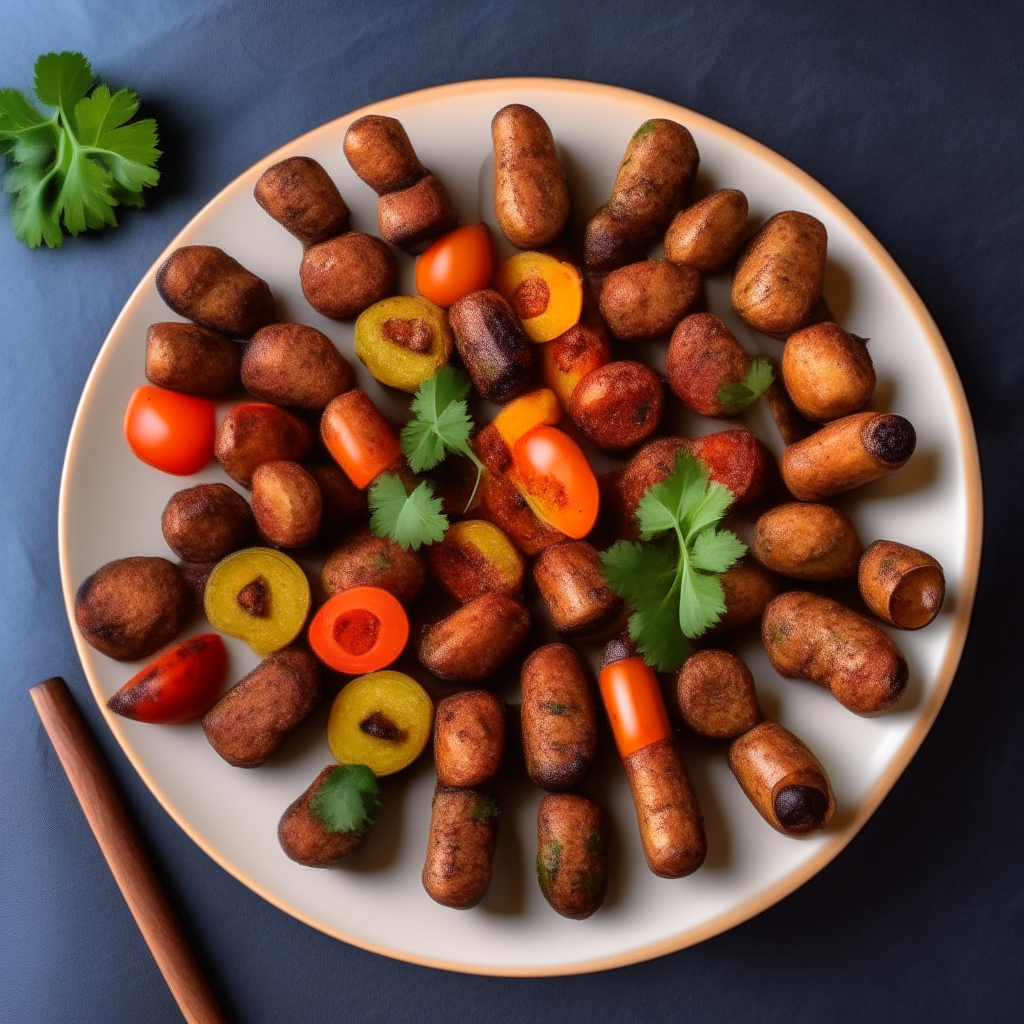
(310, 764), (381, 835)
(717, 357), (774, 413)
(368, 366), (485, 551)
(601, 451), (746, 671)
(0, 52), (160, 248)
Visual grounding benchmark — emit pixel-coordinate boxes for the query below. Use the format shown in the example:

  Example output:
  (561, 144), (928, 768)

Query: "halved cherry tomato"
(320, 389), (401, 489)
(123, 384), (216, 475)
(308, 586), (410, 674)
(599, 655), (672, 760)
(511, 425), (599, 539)
(415, 224), (495, 308)
(107, 634), (228, 723)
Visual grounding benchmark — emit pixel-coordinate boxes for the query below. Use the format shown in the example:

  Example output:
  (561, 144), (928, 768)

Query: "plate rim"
(58, 75), (984, 976)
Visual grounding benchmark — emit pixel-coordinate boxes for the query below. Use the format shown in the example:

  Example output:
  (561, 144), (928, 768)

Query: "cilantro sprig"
(717, 357), (774, 414)
(310, 764), (381, 835)
(368, 474), (448, 551)
(0, 51), (160, 248)
(601, 451), (746, 671)
(401, 365), (486, 509)
(367, 366), (485, 551)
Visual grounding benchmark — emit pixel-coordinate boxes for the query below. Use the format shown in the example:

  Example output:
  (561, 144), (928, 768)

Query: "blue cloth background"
(1, 1), (1021, 1021)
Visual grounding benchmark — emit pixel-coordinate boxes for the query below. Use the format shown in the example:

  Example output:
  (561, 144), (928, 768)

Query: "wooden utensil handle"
(30, 677), (228, 1024)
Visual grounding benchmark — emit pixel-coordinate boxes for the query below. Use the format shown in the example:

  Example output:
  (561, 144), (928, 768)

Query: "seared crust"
(75, 557), (191, 661)
(537, 793), (608, 919)
(599, 259), (702, 340)
(623, 738), (706, 878)
(202, 647), (322, 767)
(762, 591), (909, 714)
(676, 649), (762, 739)
(161, 482), (253, 562)
(253, 156), (350, 246)
(321, 525), (425, 606)
(422, 786), (499, 908)
(277, 765), (368, 866)
(752, 502), (861, 581)
(532, 541), (621, 636)
(214, 402), (315, 488)
(300, 232), (396, 319)
(145, 321), (241, 397)
(156, 245), (276, 338)
(434, 690), (506, 788)
(570, 360), (664, 452)
(729, 722), (835, 836)
(418, 592), (531, 683)
(664, 188), (749, 273)
(521, 643), (599, 790)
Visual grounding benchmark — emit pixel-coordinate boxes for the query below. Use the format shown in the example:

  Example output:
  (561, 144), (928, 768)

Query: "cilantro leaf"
(400, 366), (485, 511)
(0, 51), (160, 248)
(600, 450), (748, 671)
(717, 357), (774, 413)
(310, 764), (381, 835)
(368, 474), (448, 551)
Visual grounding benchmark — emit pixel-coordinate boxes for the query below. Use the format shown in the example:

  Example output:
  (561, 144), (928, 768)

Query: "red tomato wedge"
(512, 425), (599, 538)
(123, 384), (216, 475)
(107, 634), (228, 723)
(308, 586), (410, 674)
(415, 224), (495, 308)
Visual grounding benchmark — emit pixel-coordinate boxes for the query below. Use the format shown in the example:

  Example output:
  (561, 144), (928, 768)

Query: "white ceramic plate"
(59, 78), (982, 976)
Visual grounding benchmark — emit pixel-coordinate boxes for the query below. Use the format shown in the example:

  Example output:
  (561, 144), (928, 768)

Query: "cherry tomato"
(123, 385), (216, 475)
(415, 224), (495, 308)
(512, 425), (599, 539)
(107, 634), (228, 723)
(599, 655), (673, 759)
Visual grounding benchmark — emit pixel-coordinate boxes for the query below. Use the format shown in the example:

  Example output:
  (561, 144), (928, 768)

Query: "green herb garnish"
(368, 474), (447, 552)
(310, 764), (381, 835)
(717, 357), (774, 413)
(400, 365), (485, 510)
(0, 51), (160, 248)
(601, 451), (746, 671)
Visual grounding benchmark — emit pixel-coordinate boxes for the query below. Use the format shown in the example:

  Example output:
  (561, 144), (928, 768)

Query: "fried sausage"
(762, 591), (908, 714)
(253, 156), (350, 246)
(664, 188), (749, 272)
(729, 721), (835, 836)
(145, 321), (241, 397)
(532, 541), (621, 636)
(492, 104), (571, 249)
(858, 540), (945, 630)
(277, 765), (368, 866)
(782, 321), (875, 422)
(422, 786), (499, 909)
(537, 794), (608, 919)
(675, 649), (762, 739)
(202, 647), (322, 767)
(781, 412), (916, 501)
(752, 502), (861, 581)
(521, 644), (599, 790)
(434, 690), (506, 788)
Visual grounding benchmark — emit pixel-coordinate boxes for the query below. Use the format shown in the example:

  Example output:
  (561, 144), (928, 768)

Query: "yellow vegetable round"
(354, 295), (453, 392)
(204, 546), (310, 657)
(494, 251), (582, 343)
(327, 670), (433, 776)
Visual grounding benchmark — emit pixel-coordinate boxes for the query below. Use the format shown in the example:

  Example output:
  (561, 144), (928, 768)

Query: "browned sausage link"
(537, 793), (608, 920)
(532, 541), (621, 636)
(156, 245), (277, 339)
(752, 502), (862, 582)
(277, 765), (368, 866)
(706, 558), (783, 636)
(675, 649), (762, 740)
(201, 648), (322, 767)
(253, 156), (350, 246)
(449, 289), (535, 403)
(145, 322), (241, 397)
(663, 188), (749, 273)
(762, 591), (908, 714)
(858, 540), (945, 630)
(434, 691), (506, 788)
(376, 173), (458, 254)
(422, 786), (499, 909)
(781, 411), (917, 501)
(343, 115), (426, 194)
(622, 738), (706, 878)
(728, 721), (835, 836)
(521, 643), (599, 790)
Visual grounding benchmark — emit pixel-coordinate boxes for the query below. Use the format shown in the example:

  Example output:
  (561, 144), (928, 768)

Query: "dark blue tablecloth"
(2, 2), (1021, 1021)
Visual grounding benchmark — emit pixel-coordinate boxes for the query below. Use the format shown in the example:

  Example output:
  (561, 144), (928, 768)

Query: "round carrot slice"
(309, 586), (410, 674)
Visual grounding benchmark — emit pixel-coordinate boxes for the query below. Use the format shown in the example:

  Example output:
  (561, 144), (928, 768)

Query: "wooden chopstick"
(30, 677), (228, 1024)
